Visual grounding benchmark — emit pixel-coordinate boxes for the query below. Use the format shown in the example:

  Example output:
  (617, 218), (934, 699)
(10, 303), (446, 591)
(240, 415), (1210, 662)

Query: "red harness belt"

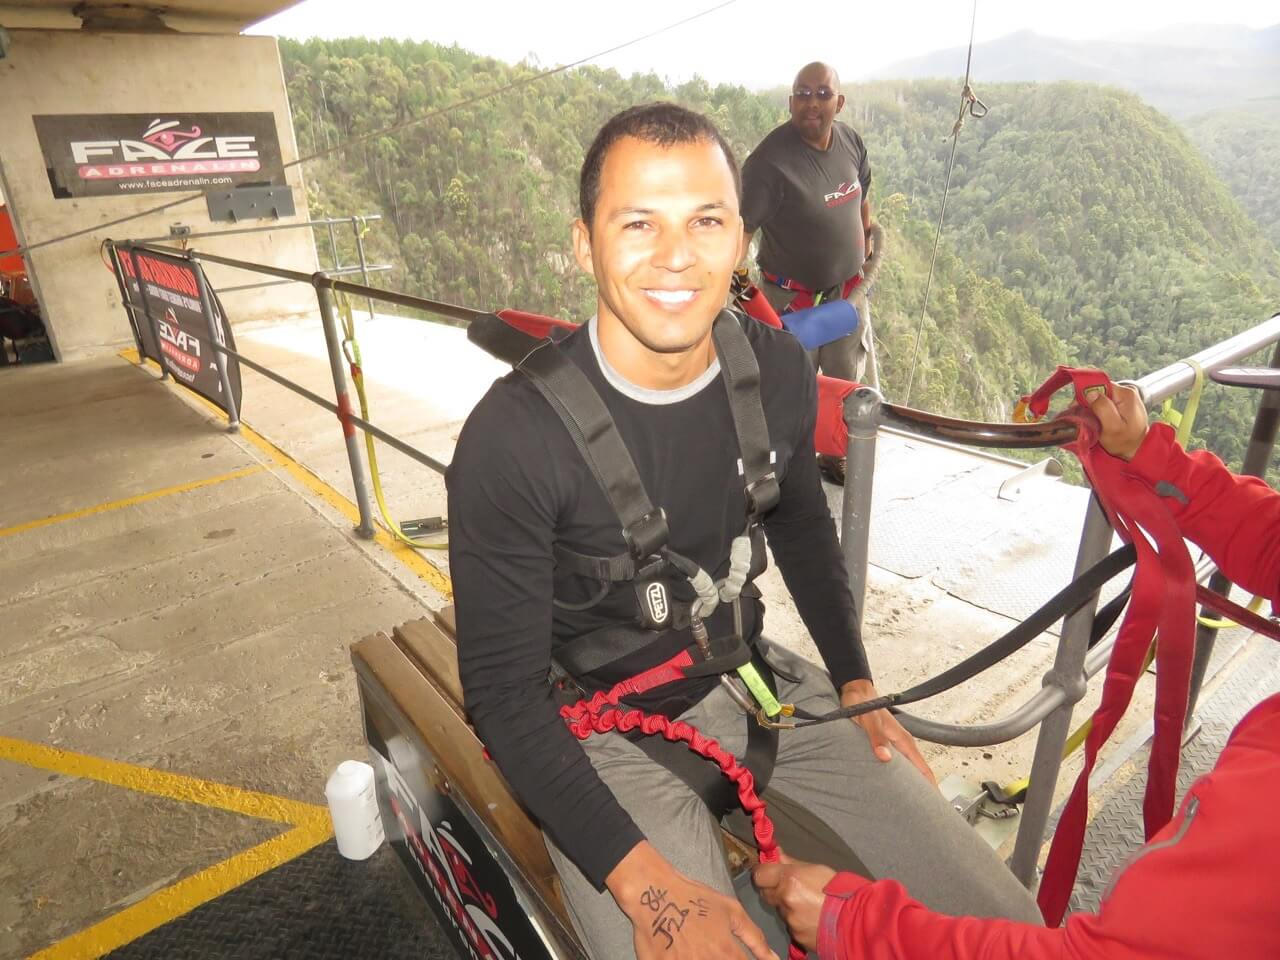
(1017, 366), (1280, 925)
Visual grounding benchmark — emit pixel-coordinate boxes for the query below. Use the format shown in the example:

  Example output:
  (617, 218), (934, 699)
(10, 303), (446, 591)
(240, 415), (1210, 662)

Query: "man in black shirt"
(448, 104), (1038, 959)
(742, 62), (879, 405)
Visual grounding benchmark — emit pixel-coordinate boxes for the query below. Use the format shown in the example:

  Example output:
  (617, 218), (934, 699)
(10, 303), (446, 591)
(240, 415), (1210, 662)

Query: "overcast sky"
(248, 0), (1275, 89)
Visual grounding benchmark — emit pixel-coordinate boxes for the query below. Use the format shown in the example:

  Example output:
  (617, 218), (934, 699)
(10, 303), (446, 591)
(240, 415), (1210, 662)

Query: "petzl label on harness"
(637, 580), (671, 629)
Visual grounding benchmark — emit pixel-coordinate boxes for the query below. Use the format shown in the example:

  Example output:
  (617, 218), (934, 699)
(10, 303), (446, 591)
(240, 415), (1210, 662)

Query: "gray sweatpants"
(544, 641), (1041, 958)
(760, 279), (879, 390)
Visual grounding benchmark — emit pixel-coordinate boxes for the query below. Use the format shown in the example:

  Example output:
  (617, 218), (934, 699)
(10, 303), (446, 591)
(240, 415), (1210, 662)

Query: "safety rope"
(0, 0), (740, 261)
(337, 293), (448, 550)
(902, 0), (988, 406)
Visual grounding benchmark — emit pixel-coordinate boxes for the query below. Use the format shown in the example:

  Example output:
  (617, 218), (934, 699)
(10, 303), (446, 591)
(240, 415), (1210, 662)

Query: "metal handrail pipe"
(897, 685), (1069, 747)
(130, 215), (383, 245)
(216, 264), (392, 295)
(879, 402), (1079, 449)
(118, 242), (489, 326)
(326, 276), (484, 324)
(213, 343), (450, 476)
(1135, 312), (1280, 406)
(874, 312), (1280, 451)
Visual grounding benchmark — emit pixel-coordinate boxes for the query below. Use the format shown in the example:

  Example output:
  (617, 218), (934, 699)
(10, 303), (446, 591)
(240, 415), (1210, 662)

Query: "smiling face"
(572, 135), (742, 383)
(788, 63), (845, 148)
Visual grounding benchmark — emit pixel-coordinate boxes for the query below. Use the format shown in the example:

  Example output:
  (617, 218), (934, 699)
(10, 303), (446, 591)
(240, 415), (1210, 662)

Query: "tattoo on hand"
(650, 901), (690, 950)
(640, 886), (668, 913)
(689, 897), (709, 918)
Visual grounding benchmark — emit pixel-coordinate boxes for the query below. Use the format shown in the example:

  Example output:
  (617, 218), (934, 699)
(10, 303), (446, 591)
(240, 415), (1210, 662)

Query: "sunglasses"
(792, 87), (837, 101)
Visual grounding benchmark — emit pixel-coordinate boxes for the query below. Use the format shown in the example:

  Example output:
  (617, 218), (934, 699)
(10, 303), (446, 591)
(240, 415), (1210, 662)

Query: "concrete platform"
(0, 356), (438, 958)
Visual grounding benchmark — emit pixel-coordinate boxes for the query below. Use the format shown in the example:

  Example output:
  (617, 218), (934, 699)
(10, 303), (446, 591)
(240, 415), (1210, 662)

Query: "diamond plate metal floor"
(106, 841), (458, 960)
(1068, 639), (1280, 915)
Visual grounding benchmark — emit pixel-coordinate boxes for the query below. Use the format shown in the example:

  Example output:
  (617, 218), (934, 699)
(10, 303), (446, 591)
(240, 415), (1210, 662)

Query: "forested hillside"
(278, 38), (1280, 475)
(1184, 105), (1280, 249)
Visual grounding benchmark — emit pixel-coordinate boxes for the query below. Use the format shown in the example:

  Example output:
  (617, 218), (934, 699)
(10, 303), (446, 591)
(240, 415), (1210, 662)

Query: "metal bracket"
(206, 185), (296, 223)
(997, 457), (1064, 501)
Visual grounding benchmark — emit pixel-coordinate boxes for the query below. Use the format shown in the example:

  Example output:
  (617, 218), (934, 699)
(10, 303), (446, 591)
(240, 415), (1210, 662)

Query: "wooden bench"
(353, 609), (794, 959)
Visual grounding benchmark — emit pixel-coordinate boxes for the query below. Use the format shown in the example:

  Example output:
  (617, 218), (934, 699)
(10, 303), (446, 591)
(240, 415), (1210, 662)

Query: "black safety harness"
(469, 309), (789, 815)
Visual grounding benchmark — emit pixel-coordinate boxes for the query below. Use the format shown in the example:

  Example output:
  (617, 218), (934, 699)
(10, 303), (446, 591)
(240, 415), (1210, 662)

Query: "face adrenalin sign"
(34, 113), (286, 198)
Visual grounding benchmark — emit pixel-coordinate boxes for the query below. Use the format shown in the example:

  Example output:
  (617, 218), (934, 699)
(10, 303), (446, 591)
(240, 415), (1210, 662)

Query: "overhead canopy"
(0, 0), (301, 32)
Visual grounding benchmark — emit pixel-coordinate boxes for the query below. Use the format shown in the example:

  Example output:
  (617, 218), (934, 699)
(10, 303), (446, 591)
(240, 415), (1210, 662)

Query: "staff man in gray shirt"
(741, 62), (878, 481)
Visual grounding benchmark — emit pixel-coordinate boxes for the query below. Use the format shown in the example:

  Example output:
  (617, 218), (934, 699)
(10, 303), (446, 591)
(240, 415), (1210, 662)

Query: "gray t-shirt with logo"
(741, 120), (872, 291)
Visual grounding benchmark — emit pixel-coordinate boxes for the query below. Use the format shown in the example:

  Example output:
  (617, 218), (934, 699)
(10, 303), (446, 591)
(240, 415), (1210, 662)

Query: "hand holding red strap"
(1022, 367), (1197, 926)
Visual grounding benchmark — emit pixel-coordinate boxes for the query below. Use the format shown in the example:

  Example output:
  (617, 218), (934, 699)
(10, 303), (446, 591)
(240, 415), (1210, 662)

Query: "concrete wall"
(0, 29), (320, 360)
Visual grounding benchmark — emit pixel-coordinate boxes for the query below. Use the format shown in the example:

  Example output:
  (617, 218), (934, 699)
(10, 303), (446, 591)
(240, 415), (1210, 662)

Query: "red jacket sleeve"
(820, 696), (1280, 960)
(1123, 423), (1280, 607)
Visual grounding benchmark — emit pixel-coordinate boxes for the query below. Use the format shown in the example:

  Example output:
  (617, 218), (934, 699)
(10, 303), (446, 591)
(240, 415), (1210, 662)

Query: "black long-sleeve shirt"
(446, 314), (869, 888)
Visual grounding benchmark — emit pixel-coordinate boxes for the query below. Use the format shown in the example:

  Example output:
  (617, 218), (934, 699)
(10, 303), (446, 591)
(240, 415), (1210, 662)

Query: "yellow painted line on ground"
(28, 820), (332, 960)
(0, 736), (326, 826)
(119, 349), (454, 598)
(0, 466), (264, 540)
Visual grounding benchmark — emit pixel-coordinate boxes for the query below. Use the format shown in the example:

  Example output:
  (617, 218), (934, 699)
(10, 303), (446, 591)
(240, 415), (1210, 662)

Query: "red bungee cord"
(560, 661), (804, 960)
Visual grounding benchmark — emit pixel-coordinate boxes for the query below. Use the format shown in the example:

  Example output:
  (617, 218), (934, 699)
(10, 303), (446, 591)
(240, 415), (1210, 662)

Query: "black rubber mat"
(107, 840), (459, 959)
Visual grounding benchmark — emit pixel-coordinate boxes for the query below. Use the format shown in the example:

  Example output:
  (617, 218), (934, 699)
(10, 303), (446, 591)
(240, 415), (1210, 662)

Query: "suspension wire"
(901, 0), (987, 407)
(0, 0), (740, 261)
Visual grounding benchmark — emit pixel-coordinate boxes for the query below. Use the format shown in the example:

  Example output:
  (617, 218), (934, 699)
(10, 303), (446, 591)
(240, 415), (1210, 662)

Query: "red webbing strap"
(559, 652), (805, 960)
(1026, 367), (1198, 926)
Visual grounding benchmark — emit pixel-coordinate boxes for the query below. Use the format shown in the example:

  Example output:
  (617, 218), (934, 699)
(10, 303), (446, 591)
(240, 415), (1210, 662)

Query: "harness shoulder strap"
(712, 312), (780, 517)
(519, 339), (669, 561)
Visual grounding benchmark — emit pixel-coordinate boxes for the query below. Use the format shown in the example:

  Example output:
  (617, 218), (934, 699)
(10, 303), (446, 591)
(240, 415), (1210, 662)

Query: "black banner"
(35, 112), (285, 199)
(113, 247), (242, 416)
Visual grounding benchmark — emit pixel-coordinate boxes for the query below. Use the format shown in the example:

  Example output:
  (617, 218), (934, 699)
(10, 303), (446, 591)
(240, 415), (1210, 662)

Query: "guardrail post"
(315, 274), (376, 539)
(1186, 340), (1280, 716)
(840, 386), (882, 633)
(1008, 494), (1113, 888)
(193, 259), (240, 432)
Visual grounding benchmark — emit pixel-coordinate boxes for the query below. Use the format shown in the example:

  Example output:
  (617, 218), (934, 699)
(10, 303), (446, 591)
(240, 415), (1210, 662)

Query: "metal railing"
(107, 239), (483, 541)
(838, 314), (1280, 886)
(109, 234), (1280, 892)
(130, 215), (394, 296)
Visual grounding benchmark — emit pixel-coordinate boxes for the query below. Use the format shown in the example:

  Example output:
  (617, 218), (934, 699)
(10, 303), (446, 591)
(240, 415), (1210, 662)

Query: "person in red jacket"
(754, 383), (1280, 959)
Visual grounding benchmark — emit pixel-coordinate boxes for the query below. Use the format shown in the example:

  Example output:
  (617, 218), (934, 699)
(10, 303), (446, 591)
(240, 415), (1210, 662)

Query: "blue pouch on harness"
(781, 299), (860, 351)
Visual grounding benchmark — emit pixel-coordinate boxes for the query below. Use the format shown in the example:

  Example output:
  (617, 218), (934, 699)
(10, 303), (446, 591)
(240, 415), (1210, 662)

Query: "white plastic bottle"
(325, 759), (385, 860)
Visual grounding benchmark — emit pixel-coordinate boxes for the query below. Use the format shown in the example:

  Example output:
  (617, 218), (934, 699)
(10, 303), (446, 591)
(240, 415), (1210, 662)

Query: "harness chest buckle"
(622, 508), (668, 561)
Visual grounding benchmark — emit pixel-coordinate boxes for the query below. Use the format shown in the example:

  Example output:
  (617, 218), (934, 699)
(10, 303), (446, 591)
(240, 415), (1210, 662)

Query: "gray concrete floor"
(0, 356), (437, 959)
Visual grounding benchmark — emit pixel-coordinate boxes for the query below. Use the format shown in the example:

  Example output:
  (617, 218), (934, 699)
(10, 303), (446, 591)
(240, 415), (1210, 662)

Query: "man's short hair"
(578, 102), (741, 229)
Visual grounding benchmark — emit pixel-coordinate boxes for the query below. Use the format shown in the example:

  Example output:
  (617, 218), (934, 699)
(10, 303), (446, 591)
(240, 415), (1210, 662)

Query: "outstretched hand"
(841, 679), (937, 785)
(752, 853), (838, 953)
(1088, 383), (1149, 461)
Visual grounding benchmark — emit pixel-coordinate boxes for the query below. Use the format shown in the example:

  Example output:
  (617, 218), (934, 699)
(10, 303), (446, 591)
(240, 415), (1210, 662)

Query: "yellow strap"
(736, 662), (784, 718)
(337, 293), (448, 551)
(1198, 593), (1265, 630)
(1160, 359), (1205, 446)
